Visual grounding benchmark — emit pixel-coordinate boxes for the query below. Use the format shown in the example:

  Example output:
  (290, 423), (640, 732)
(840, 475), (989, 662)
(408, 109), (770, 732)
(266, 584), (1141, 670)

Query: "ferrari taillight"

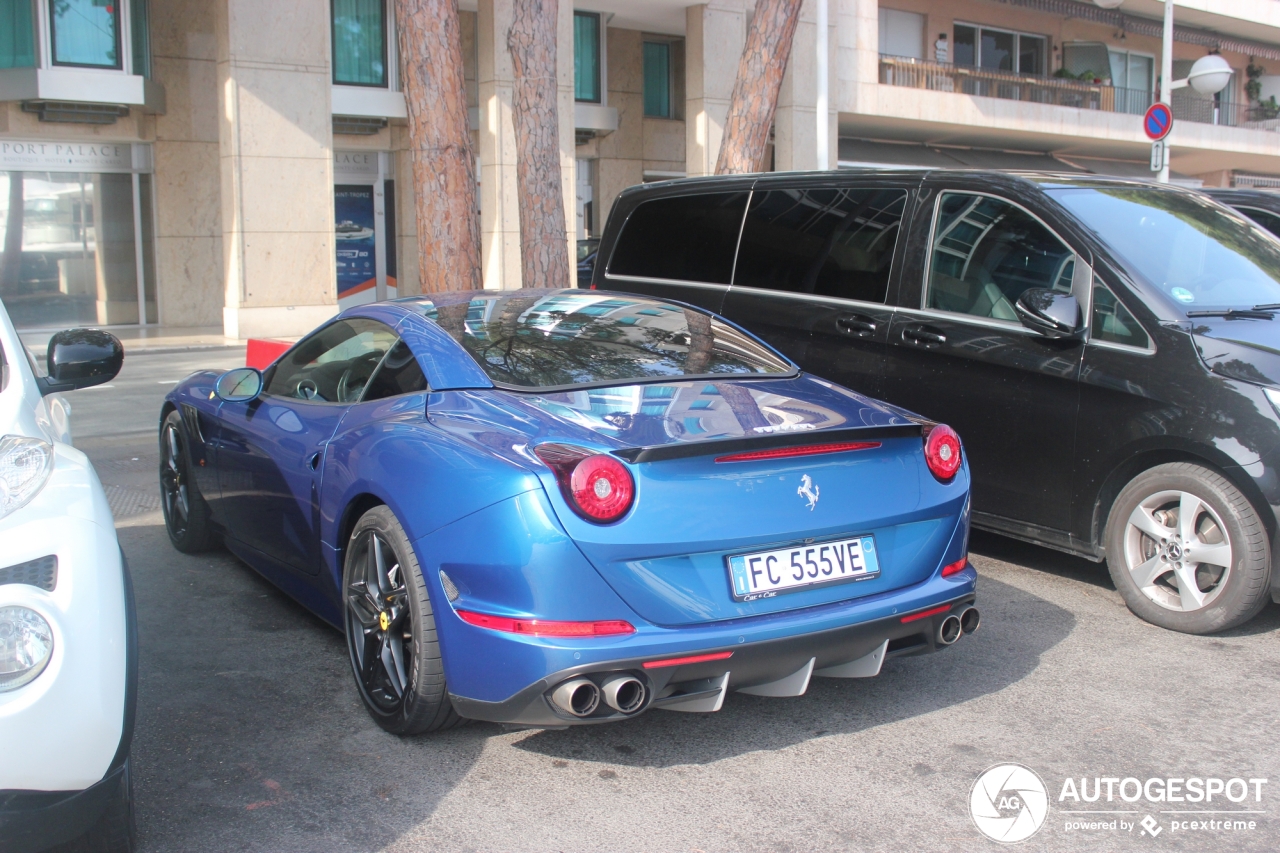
(923, 423), (962, 481)
(534, 443), (635, 523)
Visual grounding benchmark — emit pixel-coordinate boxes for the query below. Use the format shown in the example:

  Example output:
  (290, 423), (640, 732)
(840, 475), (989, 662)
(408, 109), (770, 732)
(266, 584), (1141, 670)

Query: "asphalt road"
(68, 347), (1280, 853)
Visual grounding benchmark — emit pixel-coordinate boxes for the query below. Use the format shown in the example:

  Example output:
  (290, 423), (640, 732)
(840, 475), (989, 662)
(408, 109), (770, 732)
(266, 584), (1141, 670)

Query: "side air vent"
(0, 556), (58, 592)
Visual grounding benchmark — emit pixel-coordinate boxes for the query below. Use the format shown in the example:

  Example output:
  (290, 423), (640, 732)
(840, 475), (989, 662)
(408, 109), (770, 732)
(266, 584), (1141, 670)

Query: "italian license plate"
(726, 535), (880, 601)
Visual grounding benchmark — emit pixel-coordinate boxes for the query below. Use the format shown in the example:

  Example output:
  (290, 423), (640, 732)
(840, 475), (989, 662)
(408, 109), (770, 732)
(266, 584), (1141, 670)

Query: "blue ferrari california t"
(160, 289), (977, 733)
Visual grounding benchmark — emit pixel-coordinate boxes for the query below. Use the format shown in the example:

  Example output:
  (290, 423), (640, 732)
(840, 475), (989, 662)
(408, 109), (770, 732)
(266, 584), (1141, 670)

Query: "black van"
(1205, 188), (1280, 239)
(590, 170), (1280, 634)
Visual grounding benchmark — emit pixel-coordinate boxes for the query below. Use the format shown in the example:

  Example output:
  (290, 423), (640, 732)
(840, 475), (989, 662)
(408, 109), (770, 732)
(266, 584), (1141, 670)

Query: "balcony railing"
(878, 55), (1253, 130)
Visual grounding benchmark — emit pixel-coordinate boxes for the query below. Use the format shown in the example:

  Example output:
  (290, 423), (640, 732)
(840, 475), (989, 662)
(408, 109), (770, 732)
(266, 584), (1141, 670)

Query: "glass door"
(333, 150), (396, 310)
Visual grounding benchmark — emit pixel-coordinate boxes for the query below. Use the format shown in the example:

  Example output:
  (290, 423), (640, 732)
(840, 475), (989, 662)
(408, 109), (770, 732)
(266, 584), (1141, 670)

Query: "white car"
(0, 303), (134, 853)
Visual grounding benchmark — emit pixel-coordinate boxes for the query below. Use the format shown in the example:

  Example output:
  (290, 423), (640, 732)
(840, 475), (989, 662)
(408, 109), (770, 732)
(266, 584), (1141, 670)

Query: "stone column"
(217, 0), (336, 339)
(151, 0), (223, 327)
(837, 0), (879, 118)
(685, 1), (746, 178)
(774, 0), (837, 171)
(478, 0), (575, 290)
(477, 0), (523, 290)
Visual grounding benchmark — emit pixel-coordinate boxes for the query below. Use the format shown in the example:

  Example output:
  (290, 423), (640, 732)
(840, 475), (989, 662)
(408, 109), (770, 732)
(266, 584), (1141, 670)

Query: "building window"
(643, 41), (670, 117)
(333, 0), (388, 87)
(879, 8), (924, 60)
(131, 0), (150, 78)
(954, 23), (1045, 75)
(49, 0), (121, 69)
(0, 0), (36, 68)
(574, 11), (601, 103)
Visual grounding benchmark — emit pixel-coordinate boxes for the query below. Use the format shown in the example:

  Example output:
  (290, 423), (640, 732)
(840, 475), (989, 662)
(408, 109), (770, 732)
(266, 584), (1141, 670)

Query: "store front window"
(332, 0), (387, 87)
(49, 0), (122, 69)
(0, 143), (155, 329)
(333, 150), (396, 310)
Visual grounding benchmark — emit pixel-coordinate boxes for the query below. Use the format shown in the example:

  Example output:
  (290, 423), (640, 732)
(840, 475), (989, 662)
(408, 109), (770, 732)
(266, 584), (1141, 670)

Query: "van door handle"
(836, 313), (877, 337)
(902, 324), (947, 347)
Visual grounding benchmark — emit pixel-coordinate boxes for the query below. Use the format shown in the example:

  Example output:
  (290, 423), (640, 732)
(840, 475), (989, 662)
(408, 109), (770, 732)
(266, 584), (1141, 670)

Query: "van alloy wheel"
(1123, 489), (1232, 612)
(1105, 463), (1269, 635)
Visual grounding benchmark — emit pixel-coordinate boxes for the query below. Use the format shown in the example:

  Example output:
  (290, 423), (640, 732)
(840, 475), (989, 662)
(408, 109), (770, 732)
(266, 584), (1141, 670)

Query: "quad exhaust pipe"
(600, 674), (646, 714)
(551, 678), (600, 717)
(937, 614), (962, 646)
(937, 606), (981, 646)
(550, 673), (648, 717)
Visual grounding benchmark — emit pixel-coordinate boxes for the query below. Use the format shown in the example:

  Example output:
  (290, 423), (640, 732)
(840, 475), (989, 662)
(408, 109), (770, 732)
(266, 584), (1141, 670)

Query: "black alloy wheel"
(159, 410), (215, 552)
(343, 506), (465, 734)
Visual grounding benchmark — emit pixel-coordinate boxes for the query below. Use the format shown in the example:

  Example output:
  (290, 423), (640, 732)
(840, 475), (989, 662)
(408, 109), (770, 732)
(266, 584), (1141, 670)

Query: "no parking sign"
(1144, 103), (1173, 141)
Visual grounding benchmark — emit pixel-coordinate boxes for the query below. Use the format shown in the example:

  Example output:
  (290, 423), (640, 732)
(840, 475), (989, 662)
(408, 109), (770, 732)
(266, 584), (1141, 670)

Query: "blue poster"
(335, 185), (376, 303)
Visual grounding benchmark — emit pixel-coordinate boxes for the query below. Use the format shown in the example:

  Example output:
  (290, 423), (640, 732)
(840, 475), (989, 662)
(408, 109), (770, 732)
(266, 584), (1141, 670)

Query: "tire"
(342, 506), (466, 735)
(54, 762), (136, 853)
(159, 409), (216, 553)
(1105, 462), (1271, 634)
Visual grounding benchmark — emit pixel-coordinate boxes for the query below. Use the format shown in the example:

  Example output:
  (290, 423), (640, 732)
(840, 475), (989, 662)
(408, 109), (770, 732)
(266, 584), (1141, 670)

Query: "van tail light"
(922, 423), (962, 481)
(534, 443), (635, 523)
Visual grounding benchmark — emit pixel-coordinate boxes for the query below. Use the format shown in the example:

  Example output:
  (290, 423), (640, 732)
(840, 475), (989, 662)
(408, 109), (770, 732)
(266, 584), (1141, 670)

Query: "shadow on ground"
(511, 572), (1074, 768)
(121, 521), (489, 853)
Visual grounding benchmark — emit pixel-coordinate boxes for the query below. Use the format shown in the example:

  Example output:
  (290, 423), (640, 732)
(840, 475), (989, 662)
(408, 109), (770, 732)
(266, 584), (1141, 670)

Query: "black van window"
(1091, 283), (1150, 350)
(1238, 206), (1280, 239)
(734, 187), (907, 303)
(926, 192), (1075, 322)
(607, 192), (749, 284)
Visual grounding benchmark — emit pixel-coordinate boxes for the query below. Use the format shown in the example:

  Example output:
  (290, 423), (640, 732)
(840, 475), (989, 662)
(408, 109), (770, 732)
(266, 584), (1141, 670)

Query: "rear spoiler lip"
(611, 424), (922, 464)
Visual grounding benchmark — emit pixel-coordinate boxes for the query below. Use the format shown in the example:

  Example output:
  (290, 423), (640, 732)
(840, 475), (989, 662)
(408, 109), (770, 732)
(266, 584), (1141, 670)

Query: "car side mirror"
(38, 328), (124, 396)
(1015, 288), (1083, 339)
(215, 367), (263, 402)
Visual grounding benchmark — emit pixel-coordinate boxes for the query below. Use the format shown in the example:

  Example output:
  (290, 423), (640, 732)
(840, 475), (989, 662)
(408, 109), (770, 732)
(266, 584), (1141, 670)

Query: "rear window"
(607, 191), (749, 284)
(410, 290), (793, 390)
(735, 187), (907, 302)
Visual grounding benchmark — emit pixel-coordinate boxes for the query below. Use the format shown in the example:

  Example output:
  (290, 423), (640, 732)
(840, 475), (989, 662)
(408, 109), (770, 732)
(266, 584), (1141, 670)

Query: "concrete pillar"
(837, 0), (879, 117)
(216, 0), (336, 339)
(151, 0), (223, 327)
(477, 0), (522, 290)
(478, 0), (576, 290)
(775, 0), (838, 171)
(685, 1), (746, 178)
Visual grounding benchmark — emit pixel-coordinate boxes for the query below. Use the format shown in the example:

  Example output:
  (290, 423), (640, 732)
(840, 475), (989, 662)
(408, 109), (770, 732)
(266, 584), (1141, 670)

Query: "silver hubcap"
(1123, 490), (1233, 613)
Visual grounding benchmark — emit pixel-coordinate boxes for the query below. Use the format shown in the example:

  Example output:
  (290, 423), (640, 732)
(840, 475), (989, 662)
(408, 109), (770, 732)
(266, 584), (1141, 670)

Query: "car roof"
(620, 168), (1188, 198)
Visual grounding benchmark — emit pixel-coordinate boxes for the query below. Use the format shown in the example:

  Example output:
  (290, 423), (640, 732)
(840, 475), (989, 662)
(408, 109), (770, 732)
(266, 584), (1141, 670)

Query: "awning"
(837, 138), (1084, 172)
(1055, 156), (1203, 188)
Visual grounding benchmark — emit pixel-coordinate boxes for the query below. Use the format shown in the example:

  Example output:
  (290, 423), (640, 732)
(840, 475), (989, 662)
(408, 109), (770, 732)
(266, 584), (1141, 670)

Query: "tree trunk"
(715, 0), (804, 175)
(1, 172), (23, 293)
(395, 0), (481, 293)
(508, 0), (571, 290)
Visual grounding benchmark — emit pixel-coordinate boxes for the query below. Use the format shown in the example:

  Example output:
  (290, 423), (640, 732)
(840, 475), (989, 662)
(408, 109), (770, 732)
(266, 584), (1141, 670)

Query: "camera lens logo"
(970, 764), (1049, 843)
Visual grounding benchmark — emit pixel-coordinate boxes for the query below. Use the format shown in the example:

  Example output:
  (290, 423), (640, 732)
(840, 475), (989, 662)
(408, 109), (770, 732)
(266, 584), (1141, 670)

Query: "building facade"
(1, 0), (1279, 335)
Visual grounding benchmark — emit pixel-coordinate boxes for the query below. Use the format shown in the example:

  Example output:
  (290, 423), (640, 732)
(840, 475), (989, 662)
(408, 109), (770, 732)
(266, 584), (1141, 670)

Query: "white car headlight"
(0, 435), (54, 522)
(0, 606), (54, 691)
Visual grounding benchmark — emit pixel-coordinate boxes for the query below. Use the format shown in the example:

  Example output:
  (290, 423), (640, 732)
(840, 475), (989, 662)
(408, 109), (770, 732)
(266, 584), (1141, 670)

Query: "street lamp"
(1185, 54), (1233, 95)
